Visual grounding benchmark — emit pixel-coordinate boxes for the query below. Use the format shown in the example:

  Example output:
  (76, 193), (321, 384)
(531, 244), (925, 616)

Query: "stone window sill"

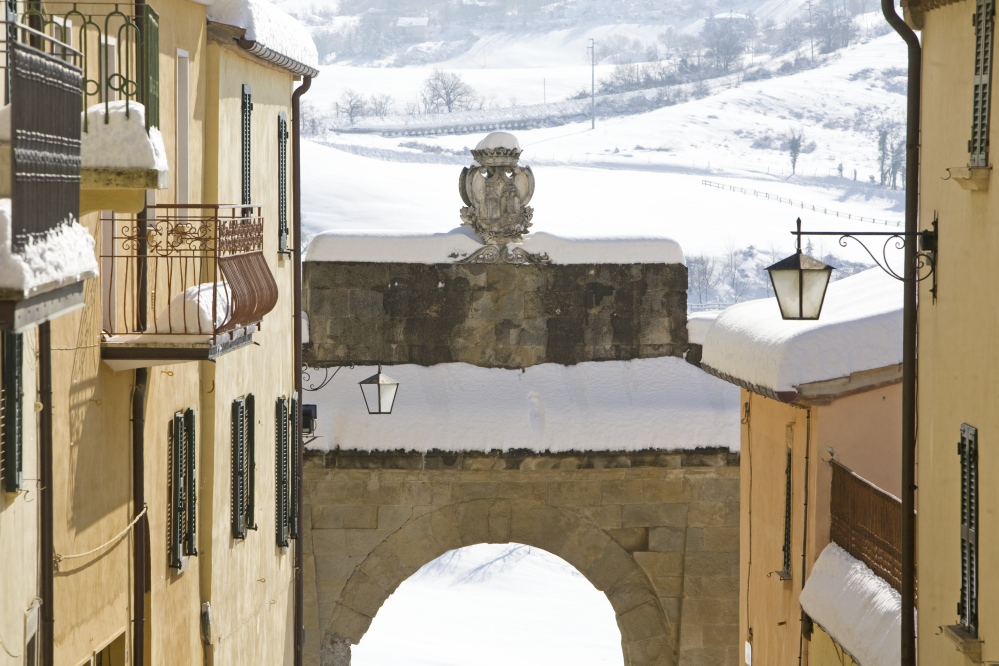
(945, 167), (991, 191)
(942, 624), (983, 662)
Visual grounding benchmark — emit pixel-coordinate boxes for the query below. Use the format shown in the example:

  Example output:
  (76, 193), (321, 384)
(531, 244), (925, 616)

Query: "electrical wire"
(53, 507), (146, 571)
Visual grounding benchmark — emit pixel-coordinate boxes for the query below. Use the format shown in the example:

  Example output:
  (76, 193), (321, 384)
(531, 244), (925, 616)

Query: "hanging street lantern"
(358, 364), (399, 415)
(766, 218), (835, 320)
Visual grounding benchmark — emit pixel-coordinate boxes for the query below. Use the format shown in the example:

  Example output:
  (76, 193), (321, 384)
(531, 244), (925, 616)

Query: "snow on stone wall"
(207, 0), (319, 69)
(700, 268), (902, 392)
(0, 200), (98, 293)
(799, 543), (906, 666)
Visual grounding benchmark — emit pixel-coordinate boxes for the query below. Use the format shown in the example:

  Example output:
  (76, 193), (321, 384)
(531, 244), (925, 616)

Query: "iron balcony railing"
(830, 460), (910, 594)
(101, 205), (279, 346)
(19, 1), (158, 131)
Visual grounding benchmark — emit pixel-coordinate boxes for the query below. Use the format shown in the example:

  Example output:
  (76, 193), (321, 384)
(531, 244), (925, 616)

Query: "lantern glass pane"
(360, 381), (380, 414)
(379, 382), (399, 414)
(801, 270), (832, 319)
(769, 268), (801, 319)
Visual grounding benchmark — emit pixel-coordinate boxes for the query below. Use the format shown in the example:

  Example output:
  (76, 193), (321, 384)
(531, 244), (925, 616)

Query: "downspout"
(879, 1), (920, 664)
(38, 322), (53, 666)
(132, 367), (147, 666)
(292, 74), (312, 666)
(798, 407), (812, 666)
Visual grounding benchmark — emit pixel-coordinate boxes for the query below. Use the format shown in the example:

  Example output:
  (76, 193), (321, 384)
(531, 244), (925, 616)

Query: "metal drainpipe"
(291, 74), (312, 666)
(878, 1), (921, 664)
(798, 407), (812, 666)
(132, 367), (147, 666)
(39, 321), (53, 666)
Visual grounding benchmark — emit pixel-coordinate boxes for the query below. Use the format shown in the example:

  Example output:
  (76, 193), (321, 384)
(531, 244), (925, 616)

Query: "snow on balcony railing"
(101, 205), (278, 346)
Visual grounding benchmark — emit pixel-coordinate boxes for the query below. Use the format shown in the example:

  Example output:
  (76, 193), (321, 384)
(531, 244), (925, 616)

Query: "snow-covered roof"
(397, 16), (429, 27)
(305, 356), (739, 453)
(687, 310), (721, 345)
(81, 102), (168, 172)
(207, 0), (319, 72)
(304, 229), (685, 264)
(700, 268), (901, 394)
(799, 543), (905, 666)
(0, 200), (98, 294)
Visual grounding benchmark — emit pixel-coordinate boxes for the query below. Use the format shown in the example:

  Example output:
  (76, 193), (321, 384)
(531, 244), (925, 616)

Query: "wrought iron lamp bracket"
(793, 213), (938, 301)
(301, 363), (354, 392)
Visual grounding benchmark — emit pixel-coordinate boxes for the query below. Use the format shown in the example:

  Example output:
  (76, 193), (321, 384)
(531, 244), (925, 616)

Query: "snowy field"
(352, 544), (624, 666)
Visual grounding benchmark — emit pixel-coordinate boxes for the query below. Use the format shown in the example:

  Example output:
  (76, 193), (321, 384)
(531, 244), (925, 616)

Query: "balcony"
(20, 1), (167, 214)
(0, 22), (100, 330)
(100, 205), (279, 370)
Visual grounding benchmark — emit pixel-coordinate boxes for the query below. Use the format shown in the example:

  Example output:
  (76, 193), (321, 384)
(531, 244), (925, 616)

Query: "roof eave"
(237, 38), (320, 78)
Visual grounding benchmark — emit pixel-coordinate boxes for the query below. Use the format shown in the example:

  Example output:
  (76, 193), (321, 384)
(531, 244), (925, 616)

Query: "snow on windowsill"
(700, 268), (902, 393)
(305, 356), (739, 454)
(81, 101), (168, 173)
(799, 543), (908, 666)
(0, 199), (98, 294)
(206, 0), (319, 70)
(304, 228), (685, 265)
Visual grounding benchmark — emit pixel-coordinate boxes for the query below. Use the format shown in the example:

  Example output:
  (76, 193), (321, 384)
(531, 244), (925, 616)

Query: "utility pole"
(588, 38), (596, 129)
(808, 0), (814, 60)
(544, 78), (546, 104)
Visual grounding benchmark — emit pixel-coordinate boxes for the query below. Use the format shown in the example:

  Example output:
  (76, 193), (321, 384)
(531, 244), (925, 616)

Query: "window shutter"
(170, 412), (186, 568)
(184, 407), (198, 556)
(1, 332), (23, 493)
(290, 392), (299, 539)
(242, 84), (252, 207)
(276, 397), (290, 547)
(278, 112), (289, 252)
(971, 0), (995, 167)
(246, 393), (257, 531)
(782, 445), (793, 575)
(959, 423), (979, 634)
(232, 398), (247, 539)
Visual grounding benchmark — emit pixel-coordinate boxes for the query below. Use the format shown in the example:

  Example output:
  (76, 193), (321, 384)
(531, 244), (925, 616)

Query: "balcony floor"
(101, 329), (255, 371)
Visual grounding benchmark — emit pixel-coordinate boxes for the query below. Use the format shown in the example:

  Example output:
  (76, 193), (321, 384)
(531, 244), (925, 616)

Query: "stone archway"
(302, 448), (740, 666)
(324, 499), (672, 666)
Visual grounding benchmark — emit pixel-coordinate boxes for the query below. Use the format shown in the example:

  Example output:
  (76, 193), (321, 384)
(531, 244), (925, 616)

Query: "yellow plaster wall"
(0, 328), (39, 666)
(809, 625), (859, 666)
(917, 2), (999, 664)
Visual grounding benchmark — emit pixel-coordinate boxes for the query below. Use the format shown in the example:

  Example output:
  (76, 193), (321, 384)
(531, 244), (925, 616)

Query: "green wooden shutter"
(276, 397), (290, 547)
(170, 412), (186, 568)
(184, 407), (198, 556)
(232, 398), (247, 539)
(290, 392), (299, 540)
(959, 423), (979, 633)
(242, 84), (252, 206)
(782, 445), (792, 576)
(246, 393), (257, 531)
(971, 0), (995, 167)
(278, 112), (289, 252)
(1, 332), (23, 493)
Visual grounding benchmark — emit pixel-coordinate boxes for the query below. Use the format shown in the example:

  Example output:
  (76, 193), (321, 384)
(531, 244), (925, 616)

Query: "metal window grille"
(290, 392), (299, 539)
(278, 112), (289, 252)
(782, 445), (792, 574)
(959, 424), (978, 634)
(184, 408), (197, 556)
(246, 393), (256, 531)
(169, 410), (189, 568)
(971, 0), (995, 167)
(231, 397), (247, 539)
(1, 332), (23, 493)
(276, 397), (290, 547)
(241, 84), (252, 206)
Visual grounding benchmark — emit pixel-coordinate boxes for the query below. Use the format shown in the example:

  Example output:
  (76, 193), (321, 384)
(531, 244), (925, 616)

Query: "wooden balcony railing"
(101, 205), (278, 352)
(830, 460), (907, 593)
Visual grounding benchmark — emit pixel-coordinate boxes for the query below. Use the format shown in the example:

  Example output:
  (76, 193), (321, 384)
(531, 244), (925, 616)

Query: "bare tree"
(368, 93), (395, 118)
(657, 26), (675, 57)
(422, 69), (478, 113)
(785, 126), (805, 174)
(688, 254), (722, 303)
(338, 88), (366, 124)
(722, 244), (752, 302)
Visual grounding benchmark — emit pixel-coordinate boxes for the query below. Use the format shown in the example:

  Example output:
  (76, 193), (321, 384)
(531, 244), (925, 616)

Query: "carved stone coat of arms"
(458, 133), (535, 245)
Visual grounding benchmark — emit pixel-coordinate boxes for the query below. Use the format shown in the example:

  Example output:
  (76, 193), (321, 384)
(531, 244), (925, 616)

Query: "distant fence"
(830, 460), (906, 594)
(701, 180), (903, 228)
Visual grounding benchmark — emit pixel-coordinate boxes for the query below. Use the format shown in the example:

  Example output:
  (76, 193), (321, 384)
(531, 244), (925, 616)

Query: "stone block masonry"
(303, 262), (689, 369)
(302, 448), (740, 666)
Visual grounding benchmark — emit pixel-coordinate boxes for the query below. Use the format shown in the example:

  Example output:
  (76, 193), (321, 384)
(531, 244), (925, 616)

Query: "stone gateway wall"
(303, 262), (689, 369)
(302, 449), (740, 666)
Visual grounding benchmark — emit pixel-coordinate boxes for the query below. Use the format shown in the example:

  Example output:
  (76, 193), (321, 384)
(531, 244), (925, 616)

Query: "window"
(176, 50), (189, 209)
(170, 408), (197, 569)
(276, 397), (291, 547)
(278, 112), (289, 252)
(242, 84), (252, 207)
(971, 0), (995, 168)
(2, 331), (23, 493)
(959, 423), (978, 633)
(231, 395), (256, 539)
(781, 444), (792, 576)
